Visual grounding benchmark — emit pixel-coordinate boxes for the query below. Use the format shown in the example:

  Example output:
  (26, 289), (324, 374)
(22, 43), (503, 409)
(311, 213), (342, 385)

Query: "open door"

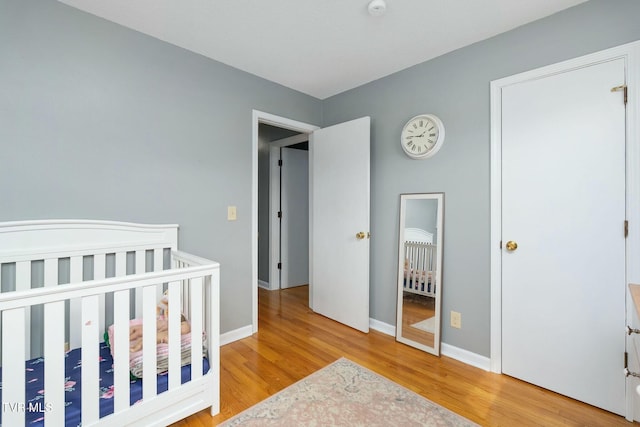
(310, 117), (370, 333)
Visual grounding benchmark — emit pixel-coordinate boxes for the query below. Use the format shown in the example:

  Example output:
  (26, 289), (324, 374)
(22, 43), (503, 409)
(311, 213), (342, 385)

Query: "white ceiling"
(58, 0), (587, 99)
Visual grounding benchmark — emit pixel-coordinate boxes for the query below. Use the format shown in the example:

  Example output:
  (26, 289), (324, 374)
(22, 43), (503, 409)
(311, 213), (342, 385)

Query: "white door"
(310, 117), (370, 333)
(501, 59), (626, 414)
(281, 147), (309, 289)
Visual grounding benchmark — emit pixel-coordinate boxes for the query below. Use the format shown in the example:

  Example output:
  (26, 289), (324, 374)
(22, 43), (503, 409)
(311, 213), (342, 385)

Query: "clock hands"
(407, 131), (426, 139)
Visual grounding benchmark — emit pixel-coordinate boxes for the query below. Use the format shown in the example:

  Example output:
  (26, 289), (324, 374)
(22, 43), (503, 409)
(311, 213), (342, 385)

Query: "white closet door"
(501, 58), (626, 414)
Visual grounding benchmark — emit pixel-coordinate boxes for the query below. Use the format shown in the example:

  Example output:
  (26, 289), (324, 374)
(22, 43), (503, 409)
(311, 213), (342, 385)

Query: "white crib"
(403, 227), (437, 298)
(0, 220), (220, 426)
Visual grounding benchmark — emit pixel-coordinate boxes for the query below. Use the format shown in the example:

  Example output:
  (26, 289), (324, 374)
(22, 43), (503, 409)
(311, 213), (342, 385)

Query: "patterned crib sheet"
(0, 343), (209, 426)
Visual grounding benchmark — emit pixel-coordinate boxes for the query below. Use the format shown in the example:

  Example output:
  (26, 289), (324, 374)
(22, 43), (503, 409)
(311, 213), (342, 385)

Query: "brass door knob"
(505, 241), (518, 251)
(356, 232), (370, 240)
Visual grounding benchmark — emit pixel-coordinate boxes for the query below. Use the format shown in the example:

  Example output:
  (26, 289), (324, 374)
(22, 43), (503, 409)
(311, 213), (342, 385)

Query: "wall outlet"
(227, 206), (237, 221)
(451, 311), (462, 329)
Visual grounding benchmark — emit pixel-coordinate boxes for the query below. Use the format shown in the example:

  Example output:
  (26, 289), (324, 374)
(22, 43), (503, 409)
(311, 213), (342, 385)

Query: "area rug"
(411, 316), (436, 333)
(218, 357), (478, 426)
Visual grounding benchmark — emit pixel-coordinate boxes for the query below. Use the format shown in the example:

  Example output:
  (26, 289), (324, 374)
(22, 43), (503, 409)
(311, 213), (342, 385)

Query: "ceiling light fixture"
(368, 0), (387, 16)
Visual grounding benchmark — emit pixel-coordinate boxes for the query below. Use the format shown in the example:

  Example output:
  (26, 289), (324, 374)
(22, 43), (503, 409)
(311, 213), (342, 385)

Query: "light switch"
(227, 206), (237, 221)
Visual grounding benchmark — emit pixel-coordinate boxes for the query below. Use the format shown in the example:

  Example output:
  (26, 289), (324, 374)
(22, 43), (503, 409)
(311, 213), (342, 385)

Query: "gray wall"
(0, 0), (322, 334)
(322, 0), (640, 356)
(4, 0), (640, 358)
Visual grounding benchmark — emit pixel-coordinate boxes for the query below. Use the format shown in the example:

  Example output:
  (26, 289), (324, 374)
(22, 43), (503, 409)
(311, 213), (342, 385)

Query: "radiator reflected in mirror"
(396, 193), (443, 355)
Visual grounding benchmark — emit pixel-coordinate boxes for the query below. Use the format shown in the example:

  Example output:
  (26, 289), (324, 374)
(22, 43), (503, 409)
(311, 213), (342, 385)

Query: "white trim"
(369, 318), (395, 336)
(490, 40), (640, 420)
(252, 110), (320, 334)
(220, 324), (254, 346)
(258, 280), (270, 289)
(441, 343), (491, 372)
(271, 133), (309, 148)
(625, 41), (640, 422)
(368, 318), (490, 372)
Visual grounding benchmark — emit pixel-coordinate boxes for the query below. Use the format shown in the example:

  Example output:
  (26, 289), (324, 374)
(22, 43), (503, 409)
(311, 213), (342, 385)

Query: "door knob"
(505, 240), (518, 251)
(356, 232), (370, 240)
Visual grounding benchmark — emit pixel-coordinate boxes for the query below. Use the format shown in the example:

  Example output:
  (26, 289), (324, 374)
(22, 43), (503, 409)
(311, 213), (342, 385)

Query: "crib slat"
(44, 258), (58, 287)
(94, 253), (107, 340)
(15, 261), (31, 358)
(81, 295), (100, 424)
(113, 289), (130, 413)
(44, 300), (65, 426)
(142, 285), (158, 399)
(2, 308), (26, 426)
(190, 276), (203, 380)
(135, 250), (146, 318)
(167, 281), (181, 390)
(154, 248), (164, 301)
(154, 248), (163, 272)
(115, 251), (126, 278)
(69, 255), (83, 349)
(15, 260), (30, 290)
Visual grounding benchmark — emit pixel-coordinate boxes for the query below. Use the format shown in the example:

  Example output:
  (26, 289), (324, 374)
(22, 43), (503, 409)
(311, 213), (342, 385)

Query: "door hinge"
(625, 351), (628, 369)
(278, 159), (283, 166)
(277, 262), (282, 270)
(278, 211), (282, 219)
(625, 220), (629, 238)
(624, 352), (640, 378)
(611, 85), (627, 105)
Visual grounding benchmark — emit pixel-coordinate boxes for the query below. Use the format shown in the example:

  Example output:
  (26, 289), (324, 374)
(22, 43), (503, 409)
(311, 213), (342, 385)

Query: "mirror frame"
(395, 192), (444, 355)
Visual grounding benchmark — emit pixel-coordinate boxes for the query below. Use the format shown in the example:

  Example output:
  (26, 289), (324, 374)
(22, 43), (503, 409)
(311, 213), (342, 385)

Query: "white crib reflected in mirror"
(396, 193), (443, 355)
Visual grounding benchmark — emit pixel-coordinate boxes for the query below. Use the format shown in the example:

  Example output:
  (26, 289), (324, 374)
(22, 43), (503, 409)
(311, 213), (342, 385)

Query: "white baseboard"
(368, 318), (490, 371)
(258, 280), (270, 289)
(369, 318), (395, 336)
(220, 320), (490, 372)
(220, 325), (253, 346)
(441, 343), (491, 371)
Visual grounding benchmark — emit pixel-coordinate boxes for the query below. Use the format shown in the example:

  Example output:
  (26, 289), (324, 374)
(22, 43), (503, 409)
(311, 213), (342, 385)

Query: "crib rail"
(404, 241), (437, 296)
(0, 260), (219, 426)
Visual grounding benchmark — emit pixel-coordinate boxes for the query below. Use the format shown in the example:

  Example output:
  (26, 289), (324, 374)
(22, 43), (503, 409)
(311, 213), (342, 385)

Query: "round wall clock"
(400, 114), (445, 159)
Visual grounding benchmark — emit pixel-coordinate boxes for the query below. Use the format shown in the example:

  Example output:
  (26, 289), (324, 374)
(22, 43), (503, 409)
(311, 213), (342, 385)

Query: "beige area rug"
(218, 357), (478, 426)
(411, 316), (436, 333)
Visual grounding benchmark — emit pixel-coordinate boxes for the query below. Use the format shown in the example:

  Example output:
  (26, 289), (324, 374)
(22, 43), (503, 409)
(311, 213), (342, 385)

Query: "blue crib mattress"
(0, 342), (210, 426)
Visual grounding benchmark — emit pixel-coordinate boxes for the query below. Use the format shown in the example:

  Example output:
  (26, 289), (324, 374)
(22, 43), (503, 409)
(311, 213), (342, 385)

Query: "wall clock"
(400, 114), (445, 159)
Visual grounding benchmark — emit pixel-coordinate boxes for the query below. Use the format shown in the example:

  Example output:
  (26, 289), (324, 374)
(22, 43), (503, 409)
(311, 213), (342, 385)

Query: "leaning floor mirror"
(396, 193), (444, 355)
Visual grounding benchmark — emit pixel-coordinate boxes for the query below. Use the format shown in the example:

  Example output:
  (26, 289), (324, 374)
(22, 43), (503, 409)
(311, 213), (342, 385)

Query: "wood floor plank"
(174, 285), (635, 426)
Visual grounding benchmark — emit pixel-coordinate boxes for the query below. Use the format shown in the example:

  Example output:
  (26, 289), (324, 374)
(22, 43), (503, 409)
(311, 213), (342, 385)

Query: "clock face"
(401, 114), (445, 159)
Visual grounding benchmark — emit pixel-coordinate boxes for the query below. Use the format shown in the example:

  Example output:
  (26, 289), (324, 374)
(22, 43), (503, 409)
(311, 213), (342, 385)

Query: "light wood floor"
(401, 292), (435, 346)
(174, 285), (634, 426)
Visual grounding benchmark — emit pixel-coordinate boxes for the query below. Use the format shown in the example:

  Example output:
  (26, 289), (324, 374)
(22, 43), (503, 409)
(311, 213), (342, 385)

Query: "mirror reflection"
(396, 193), (443, 355)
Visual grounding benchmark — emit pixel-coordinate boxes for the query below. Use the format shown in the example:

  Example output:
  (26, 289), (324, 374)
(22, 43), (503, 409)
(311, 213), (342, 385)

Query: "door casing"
(252, 110), (319, 332)
(490, 41), (640, 420)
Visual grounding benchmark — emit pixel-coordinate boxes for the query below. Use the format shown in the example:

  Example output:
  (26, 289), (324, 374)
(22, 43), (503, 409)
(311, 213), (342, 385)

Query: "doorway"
(252, 111), (319, 332)
(257, 123), (310, 292)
